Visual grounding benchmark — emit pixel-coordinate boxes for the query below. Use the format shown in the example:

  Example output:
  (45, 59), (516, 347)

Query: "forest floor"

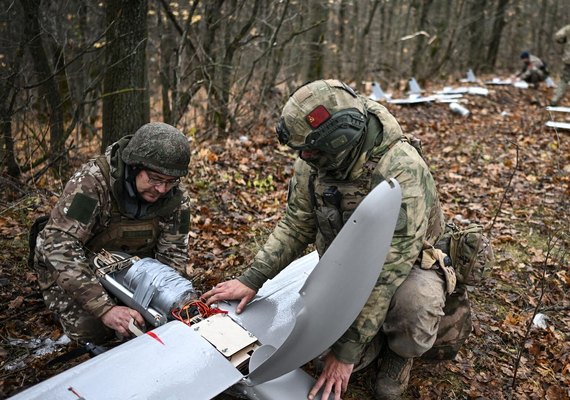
(0, 79), (569, 399)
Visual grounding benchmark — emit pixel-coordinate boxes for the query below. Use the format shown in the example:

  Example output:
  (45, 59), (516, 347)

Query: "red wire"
(171, 300), (227, 326)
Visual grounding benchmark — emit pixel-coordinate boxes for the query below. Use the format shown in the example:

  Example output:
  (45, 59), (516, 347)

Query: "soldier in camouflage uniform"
(551, 24), (570, 106)
(203, 80), (452, 400)
(515, 51), (548, 86)
(34, 122), (192, 345)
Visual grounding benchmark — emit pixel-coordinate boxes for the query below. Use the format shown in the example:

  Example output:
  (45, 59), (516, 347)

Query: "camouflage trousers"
(383, 266), (447, 358)
(357, 267), (472, 370)
(42, 284), (115, 345)
(552, 63), (570, 105)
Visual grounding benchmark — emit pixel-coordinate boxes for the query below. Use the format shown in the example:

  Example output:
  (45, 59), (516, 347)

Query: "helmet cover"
(122, 122), (190, 177)
(276, 79), (367, 154)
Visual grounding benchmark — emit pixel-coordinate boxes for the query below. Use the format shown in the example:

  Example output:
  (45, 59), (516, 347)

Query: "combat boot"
(374, 346), (413, 400)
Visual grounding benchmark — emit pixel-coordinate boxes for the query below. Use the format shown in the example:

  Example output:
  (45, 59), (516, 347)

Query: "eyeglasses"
(145, 171), (180, 189)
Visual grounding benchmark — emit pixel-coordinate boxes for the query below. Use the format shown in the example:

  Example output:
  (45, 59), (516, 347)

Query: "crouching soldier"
(33, 122), (192, 345)
(203, 79), (478, 400)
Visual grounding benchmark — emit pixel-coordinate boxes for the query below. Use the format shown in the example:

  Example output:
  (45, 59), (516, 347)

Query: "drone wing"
(246, 178), (401, 385)
(10, 321), (243, 400)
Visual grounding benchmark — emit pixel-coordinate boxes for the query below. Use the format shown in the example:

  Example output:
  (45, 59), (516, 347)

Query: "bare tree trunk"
(534, 0), (548, 60)
(102, 0), (149, 150)
(1, 85), (20, 177)
(201, 0), (224, 137)
(258, 0), (291, 95)
(396, 2), (415, 81)
(354, 0), (381, 91)
(336, 0), (349, 78)
(545, 0), (561, 74)
(411, 0), (434, 80)
(468, 0), (487, 73)
(373, 0), (397, 84)
(423, 0), (467, 79)
(306, 0), (327, 82)
(217, 0), (261, 137)
(157, 8), (174, 125)
(237, 0), (291, 124)
(51, 42), (72, 128)
(485, 0), (510, 72)
(200, 0), (261, 138)
(157, 0), (201, 126)
(70, 1), (89, 139)
(20, 0), (67, 172)
(78, 3), (102, 138)
(156, 4), (178, 125)
(346, 1), (359, 79)
(0, 4), (24, 177)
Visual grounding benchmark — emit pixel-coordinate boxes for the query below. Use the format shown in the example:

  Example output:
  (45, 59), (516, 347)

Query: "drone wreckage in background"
(10, 178), (402, 400)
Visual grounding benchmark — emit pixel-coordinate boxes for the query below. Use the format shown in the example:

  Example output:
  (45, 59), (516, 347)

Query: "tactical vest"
(311, 154), (382, 256)
(310, 132), (442, 257)
(85, 156), (159, 257)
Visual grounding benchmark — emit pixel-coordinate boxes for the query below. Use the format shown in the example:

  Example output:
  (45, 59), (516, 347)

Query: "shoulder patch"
(67, 193), (98, 225)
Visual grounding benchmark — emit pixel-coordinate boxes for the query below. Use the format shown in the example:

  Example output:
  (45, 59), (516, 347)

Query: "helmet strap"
(123, 164), (141, 199)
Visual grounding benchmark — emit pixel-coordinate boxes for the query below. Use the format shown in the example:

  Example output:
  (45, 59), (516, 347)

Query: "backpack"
(421, 223), (494, 360)
(436, 223), (494, 286)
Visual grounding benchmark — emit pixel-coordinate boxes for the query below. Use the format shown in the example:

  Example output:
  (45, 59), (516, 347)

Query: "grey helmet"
(122, 122), (190, 177)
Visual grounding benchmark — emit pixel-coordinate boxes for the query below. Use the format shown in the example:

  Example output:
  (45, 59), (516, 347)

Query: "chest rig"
(86, 156), (159, 257)
(310, 154), (382, 255)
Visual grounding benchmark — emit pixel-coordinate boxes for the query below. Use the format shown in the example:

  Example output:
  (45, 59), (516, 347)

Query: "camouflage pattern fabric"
(435, 223), (494, 286)
(122, 122), (191, 177)
(552, 25), (570, 105)
(34, 137), (191, 339)
(421, 285), (472, 360)
(555, 25), (570, 64)
(239, 97), (445, 363)
(42, 284), (116, 344)
(553, 64), (570, 105)
(381, 266), (446, 359)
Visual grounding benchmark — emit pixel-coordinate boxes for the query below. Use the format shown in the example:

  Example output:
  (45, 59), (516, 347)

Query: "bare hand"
(101, 306), (145, 337)
(201, 279), (256, 314)
(308, 352), (354, 400)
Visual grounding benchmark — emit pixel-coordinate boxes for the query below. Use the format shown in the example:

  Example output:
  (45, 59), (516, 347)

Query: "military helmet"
(276, 79), (367, 153)
(122, 122), (190, 177)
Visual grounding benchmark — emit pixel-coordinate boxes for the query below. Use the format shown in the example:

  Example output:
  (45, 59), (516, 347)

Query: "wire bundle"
(171, 300), (227, 326)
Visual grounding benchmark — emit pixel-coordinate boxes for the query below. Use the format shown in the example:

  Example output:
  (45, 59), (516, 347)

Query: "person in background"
(33, 122), (192, 345)
(515, 51), (548, 88)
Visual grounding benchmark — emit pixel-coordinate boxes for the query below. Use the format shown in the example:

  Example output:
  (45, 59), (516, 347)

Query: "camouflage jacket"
(239, 98), (444, 363)
(555, 25), (570, 64)
(34, 137), (191, 318)
(518, 54), (546, 79)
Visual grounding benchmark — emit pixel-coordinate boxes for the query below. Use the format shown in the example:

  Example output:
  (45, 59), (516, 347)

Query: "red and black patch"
(305, 105), (331, 128)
